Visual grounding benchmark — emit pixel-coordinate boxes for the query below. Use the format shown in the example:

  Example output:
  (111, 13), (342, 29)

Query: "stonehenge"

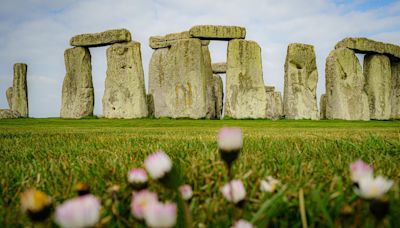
(60, 29), (148, 119)
(3, 26), (399, 121)
(148, 25), (269, 119)
(283, 43), (318, 120)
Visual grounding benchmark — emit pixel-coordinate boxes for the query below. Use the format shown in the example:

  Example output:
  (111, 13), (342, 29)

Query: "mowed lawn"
(0, 118), (399, 227)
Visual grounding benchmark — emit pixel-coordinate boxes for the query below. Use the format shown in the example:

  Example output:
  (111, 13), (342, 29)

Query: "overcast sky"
(0, 0), (399, 117)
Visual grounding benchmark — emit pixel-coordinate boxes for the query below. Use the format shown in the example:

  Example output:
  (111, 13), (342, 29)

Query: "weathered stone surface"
(6, 87), (12, 109)
(212, 74), (224, 119)
(391, 60), (400, 119)
(189, 25), (246, 40)
(265, 87), (283, 120)
(225, 39), (267, 119)
(149, 39), (207, 118)
(283, 43), (318, 120)
(364, 54), (392, 120)
(148, 48), (170, 117)
(60, 47), (94, 119)
(150, 31), (209, 49)
(202, 45), (216, 119)
(147, 94), (154, 117)
(335, 37), (400, 59)
(325, 48), (369, 120)
(212, 62), (227, 74)
(165, 39), (207, 118)
(11, 63), (28, 117)
(320, 94), (326, 119)
(70, 29), (131, 47)
(0, 109), (20, 119)
(103, 42), (148, 118)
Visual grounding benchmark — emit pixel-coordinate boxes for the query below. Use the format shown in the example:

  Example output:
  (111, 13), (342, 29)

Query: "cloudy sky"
(0, 0), (399, 117)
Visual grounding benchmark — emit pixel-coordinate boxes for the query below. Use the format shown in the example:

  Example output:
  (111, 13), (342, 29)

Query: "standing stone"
(364, 54), (392, 120)
(391, 60), (400, 119)
(189, 25), (246, 40)
(60, 47), (94, 119)
(147, 94), (154, 117)
(320, 94), (326, 119)
(103, 42), (148, 118)
(212, 74), (224, 119)
(11, 63), (28, 117)
(225, 39), (267, 119)
(265, 87), (283, 119)
(70, 29), (132, 47)
(6, 87), (13, 109)
(283, 43), (318, 119)
(148, 48), (170, 118)
(202, 45), (216, 119)
(164, 39), (207, 118)
(325, 48), (369, 120)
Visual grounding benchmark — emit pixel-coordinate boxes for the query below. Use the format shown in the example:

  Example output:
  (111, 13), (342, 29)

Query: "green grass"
(1, 118), (399, 227)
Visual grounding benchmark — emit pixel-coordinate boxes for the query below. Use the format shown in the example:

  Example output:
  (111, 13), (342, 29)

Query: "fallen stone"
(325, 48), (369, 120)
(11, 63), (28, 117)
(364, 54), (392, 120)
(103, 42), (148, 118)
(212, 74), (224, 119)
(225, 39), (267, 119)
(212, 62), (227, 74)
(0, 109), (20, 119)
(189, 25), (246, 40)
(70, 29), (131, 47)
(335, 37), (400, 59)
(283, 43), (318, 120)
(6, 87), (12, 109)
(60, 47), (94, 119)
(320, 94), (326, 119)
(265, 87), (283, 119)
(391, 60), (400, 119)
(149, 31), (209, 49)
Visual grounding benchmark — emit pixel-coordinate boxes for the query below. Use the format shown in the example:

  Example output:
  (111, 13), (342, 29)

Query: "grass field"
(1, 118), (399, 227)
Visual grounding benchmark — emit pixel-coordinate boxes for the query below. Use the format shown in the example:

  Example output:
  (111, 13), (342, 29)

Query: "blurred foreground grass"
(0, 118), (399, 227)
